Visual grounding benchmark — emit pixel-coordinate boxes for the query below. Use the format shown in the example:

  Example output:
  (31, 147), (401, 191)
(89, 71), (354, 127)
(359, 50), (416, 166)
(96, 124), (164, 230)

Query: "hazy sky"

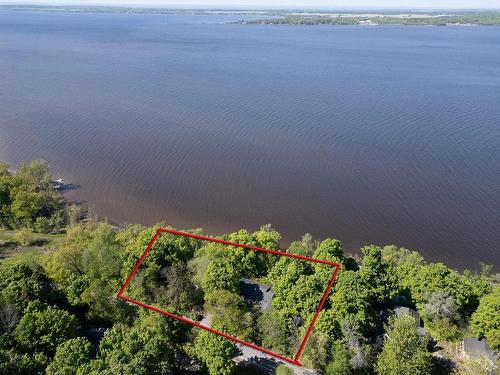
(3, 0), (500, 9)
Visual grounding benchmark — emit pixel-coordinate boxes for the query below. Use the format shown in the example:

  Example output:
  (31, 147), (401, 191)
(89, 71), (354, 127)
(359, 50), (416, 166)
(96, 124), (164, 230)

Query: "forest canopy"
(0, 160), (498, 374)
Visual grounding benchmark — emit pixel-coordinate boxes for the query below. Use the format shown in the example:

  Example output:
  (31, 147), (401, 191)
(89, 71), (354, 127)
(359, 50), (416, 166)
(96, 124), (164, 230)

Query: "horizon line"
(2, 3), (500, 11)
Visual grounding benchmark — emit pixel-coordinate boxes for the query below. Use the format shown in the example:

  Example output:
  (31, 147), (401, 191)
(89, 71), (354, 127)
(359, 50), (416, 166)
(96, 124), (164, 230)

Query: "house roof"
(463, 338), (493, 357)
(394, 306), (420, 322)
(239, 278), (274, 311)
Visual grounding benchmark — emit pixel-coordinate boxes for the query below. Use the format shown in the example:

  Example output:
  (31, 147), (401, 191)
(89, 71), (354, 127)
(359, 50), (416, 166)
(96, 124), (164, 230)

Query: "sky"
(3, 0), (500, 10)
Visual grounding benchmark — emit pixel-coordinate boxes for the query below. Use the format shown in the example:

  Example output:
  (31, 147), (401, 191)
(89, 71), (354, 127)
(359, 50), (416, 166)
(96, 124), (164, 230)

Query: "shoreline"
(1, 5), (499, 26)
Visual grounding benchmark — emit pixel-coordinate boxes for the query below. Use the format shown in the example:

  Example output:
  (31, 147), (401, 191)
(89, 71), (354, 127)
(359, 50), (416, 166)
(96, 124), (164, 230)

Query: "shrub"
(14, 227), (35, 246)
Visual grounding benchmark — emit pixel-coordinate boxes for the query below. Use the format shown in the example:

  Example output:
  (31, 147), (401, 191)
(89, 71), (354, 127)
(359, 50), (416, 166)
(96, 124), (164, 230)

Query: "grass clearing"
(0, 229), (65, 265)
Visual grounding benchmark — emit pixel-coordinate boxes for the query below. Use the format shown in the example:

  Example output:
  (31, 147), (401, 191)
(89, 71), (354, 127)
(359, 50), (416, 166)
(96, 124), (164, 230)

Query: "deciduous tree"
(205, 290), (252, 340)
(376, 315), (431, 375)
(97, 312), (179, 375)
(471, 288), (500, 350)
(360, 245), (398, 305)
(194, 330), (236, 375)
(14, 301), (79, 354)
(45, 338), (94, 375)
(326, 340), (351, 375)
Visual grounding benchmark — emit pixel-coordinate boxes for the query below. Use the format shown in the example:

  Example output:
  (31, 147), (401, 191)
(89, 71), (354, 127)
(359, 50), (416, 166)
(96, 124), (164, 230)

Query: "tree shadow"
(240, 280), (264, 308)
(238, 357), (279, 374)
(431, 355), (455, 375)
(30, 238), (49, 246)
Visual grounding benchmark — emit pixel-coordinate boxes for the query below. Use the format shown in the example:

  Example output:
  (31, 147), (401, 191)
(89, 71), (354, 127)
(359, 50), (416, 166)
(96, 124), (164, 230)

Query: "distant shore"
(2, 5), (499, 27)
(230, 12), (500, 26)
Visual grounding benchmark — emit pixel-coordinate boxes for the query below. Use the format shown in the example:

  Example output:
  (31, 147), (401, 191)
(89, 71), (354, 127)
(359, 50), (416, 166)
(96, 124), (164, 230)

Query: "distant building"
(463, 338), (494, 359)
(358, 19), (378, 26)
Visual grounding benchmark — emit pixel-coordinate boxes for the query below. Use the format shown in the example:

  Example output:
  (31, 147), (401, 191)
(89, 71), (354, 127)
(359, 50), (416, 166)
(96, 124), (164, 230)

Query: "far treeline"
(0, 159), (499, 375)
(233, 12), (500, 26)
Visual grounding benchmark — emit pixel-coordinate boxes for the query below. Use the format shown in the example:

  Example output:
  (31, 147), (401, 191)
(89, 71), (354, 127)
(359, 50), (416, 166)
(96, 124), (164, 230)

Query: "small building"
(463, 338), (494, 360)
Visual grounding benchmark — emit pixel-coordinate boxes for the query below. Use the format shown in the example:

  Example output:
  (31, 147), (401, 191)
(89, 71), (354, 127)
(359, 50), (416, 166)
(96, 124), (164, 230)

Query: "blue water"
(1, 10), (499, 269)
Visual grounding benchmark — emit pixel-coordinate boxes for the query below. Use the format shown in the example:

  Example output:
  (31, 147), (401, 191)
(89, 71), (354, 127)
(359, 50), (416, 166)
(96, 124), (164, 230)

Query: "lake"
(0, 10), (499, 270)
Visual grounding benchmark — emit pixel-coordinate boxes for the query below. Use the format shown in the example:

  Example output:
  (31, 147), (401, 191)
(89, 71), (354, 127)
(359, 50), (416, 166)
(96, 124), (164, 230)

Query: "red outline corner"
(117, 228), (341, 366)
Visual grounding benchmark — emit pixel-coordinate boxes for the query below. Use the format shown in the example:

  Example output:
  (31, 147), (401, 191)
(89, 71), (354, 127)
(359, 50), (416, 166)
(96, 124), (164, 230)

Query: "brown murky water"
(1, 11), (499, 270)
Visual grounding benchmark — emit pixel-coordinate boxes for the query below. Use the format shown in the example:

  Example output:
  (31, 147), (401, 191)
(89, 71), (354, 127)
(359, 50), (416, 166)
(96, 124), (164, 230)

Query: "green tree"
(222, 227), (281, 277)
(325, 340), (351, 375)
(313, 238), (344, 265)
(11, 189), (47, 224)
(257, 309), (291, 355)
(0, 160), (59, 228)
(422, 291), (460, 341)
(0, 262), (59, 313)
(81, 223), (121, 281)
(13, 227), (35, 246)
(340, 318), (372, 371)
(9, 160), (59, 226)
(16, 159), (53, 191)
(34, 216), (51, 233)
(459, 270), (493, 317)
(46, 222), (131, 322)
(194, 330), (236, 375)
(117, 225), (200, 296)
(201, 258), (241, 294)
(205, 290), (252, 339)
(81, 278), (133, 323)
(300, 331), (330, 371)
(0, 165), (13, 227)
(279, 273), (325, 318)
(360, 245), (399, 305)
(376, 315), (431, 375)
(14, 301), (79, 354)
(312, 238), (345, 286)
(46, 223), (93, 286)
(316, 271), (376, 337)
(97, 311), (179, 375)
(382, 246), (425, 304)
(161, 261), (201, 313)
(406, 263), (490, 319)
(268, 257), (312, 313)
(45, 338), (94, 375)
(471, 288), (500, 350)
(287, 233), (314, 257)
(0, 349), (48, 375)
(382, 246), (424, 273)
(66, 204), (81, 226)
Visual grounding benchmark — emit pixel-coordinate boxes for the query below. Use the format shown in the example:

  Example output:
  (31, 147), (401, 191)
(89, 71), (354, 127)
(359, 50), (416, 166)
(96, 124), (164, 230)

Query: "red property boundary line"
(117, 228), (341, 366)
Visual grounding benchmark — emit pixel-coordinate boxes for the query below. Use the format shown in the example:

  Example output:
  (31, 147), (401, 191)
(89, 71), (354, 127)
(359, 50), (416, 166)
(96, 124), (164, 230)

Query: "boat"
(54, 178), (64, 190)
